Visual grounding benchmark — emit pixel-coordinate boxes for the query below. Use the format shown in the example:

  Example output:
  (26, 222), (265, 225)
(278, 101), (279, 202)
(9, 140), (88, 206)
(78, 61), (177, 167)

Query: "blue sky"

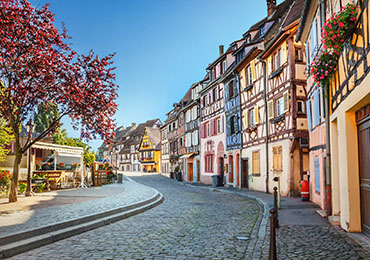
(29, 0), (283, 151)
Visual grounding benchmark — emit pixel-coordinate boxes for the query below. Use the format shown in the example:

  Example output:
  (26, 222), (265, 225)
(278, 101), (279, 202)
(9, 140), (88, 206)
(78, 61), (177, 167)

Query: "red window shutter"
(201, 97), (204, 107)
(221, 115), (224, 133)
(210, 119), (214, 136)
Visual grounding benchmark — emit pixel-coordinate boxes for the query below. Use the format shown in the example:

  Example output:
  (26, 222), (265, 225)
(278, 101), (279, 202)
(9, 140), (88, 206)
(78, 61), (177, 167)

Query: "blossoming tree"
(0, 0), (118, 202)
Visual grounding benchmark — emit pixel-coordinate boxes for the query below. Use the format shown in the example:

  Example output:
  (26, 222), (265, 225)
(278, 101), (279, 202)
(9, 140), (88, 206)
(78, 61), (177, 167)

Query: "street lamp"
(25, 119), (34, 197)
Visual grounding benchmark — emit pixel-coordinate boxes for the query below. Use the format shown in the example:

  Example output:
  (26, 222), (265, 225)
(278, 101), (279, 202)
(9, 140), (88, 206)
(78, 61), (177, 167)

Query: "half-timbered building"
(181, 81), (205, 182)
(223, 42), (244, 188)
(199, 46), (227, 185)
(299, 0), (370, 235)
(238, 0), (308, 195)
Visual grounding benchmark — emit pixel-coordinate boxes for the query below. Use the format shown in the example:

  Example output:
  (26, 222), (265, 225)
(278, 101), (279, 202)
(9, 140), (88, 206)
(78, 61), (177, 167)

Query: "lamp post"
(25, 119), (34, 197)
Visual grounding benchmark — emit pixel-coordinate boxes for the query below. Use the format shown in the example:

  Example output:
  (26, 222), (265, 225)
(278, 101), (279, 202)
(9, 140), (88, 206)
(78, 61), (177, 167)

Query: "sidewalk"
(0, 176), (163, 259)
(178, 179), (370, 258)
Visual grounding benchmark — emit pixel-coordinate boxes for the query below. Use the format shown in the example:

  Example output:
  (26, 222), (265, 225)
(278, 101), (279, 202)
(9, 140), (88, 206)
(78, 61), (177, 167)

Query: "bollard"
(269, 207), (277, 260)
(273, 186), (279, 228)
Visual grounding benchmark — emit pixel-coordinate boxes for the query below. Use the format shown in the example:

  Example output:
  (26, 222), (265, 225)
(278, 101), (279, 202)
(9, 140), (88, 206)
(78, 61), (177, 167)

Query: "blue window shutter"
(313, 90), (320, 127)
(314, 157), (320, 193)
(306, 100), (312, 131)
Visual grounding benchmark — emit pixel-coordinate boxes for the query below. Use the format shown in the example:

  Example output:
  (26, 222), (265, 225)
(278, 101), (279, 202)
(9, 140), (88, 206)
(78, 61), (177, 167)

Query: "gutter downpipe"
(320, 0), (332, 217)
(259, 57), (269, 194)
(324, 86), (332, 217)
(235, 71), (243, 189)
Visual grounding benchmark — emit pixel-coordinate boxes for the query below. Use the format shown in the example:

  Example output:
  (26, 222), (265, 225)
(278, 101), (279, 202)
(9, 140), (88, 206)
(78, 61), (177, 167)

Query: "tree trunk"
(9, 134), (21, 203)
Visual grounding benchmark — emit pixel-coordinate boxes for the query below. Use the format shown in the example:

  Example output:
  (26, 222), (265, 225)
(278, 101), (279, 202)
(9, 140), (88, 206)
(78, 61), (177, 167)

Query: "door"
(228, 155), (234, 183)
(196, 160), (200, 182)
(358, 119), (370, 236)
(188, 162), (193, 182)
(241, 159), (249, 188)
(219, 157), (224, 185)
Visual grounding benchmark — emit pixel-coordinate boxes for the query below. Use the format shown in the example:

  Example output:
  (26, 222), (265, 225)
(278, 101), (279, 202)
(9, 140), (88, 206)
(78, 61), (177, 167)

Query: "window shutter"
(210, 119), (214, 136)
(201, 97), (204, 107)
(221, 115), (224, 133)
(281, 43), (288, 65)
(254, 106), (259, 125)
(243, 67), (247, 87)
(313, 90), (320, 127)
(283, 91), (290, 113)
(234, 115), (239, 133)
(251, 60), (257, 81)
(268, 100), (274, 119)
(244, 111), (249, 128)
(306, 100), (312, 131)
(267, 56), (272, 75)
(201, 123), (205, 138)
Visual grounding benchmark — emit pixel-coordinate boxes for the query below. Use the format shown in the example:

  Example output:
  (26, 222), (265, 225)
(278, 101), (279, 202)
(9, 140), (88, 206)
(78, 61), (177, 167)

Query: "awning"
(179, 152), (196, 159)
(32, 141), (84, 155)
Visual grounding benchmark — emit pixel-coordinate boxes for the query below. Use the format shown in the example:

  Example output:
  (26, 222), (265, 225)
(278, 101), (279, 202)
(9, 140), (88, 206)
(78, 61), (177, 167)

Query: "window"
(222, 60), (227, 73)
(272, 146), (283, 171)
(247, 66), (253, 85)
(273, 50), (280, 71)
(205, 154), (214, 172)
(230, 116), (235, 135)
(249, 109), (255, 127)
(276, 97), (284, 116)
(228, 81), (234, 99)
(217, 117), (221, 134)
(297, 100), (305, 113)
(259, 25), (265, 36)
(295, 47), (303, 62)
(252, 151), (260, 176)
(212, 88), (217, 102)
(206, 122), (210, 137)
(179, 137), (183, 147)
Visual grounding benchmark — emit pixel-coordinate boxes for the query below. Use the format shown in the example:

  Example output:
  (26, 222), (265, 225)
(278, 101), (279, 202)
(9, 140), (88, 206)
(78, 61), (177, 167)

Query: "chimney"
(267, 0), (276, 17)
(219, 45), (224, 56)
(131, 122), (136, 127)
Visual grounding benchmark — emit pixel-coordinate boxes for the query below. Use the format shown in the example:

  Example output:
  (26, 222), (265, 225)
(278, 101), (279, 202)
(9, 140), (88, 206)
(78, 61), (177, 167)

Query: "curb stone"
(0, 177), (164, 259)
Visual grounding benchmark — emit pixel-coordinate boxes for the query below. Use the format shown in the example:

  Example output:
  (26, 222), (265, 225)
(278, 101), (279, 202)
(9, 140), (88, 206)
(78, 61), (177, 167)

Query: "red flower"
(339, 22), (344, 27)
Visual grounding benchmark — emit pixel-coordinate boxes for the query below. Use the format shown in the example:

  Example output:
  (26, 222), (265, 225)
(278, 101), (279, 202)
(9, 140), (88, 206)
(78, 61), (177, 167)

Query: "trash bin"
(212, 175), (218, 187)
(117, 174), (123, 183)
(217, 175), (224, 186)
(176, 172), (182, 181)
(170, 172), (174, 179)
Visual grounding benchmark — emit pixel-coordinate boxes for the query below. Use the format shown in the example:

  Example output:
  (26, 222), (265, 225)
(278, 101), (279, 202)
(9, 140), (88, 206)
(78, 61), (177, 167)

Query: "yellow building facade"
(139, 127), (161, 172)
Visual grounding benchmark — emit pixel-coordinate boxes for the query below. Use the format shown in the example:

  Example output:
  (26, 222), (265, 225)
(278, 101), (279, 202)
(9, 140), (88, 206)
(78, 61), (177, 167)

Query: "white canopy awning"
(32, 142), (84, 155)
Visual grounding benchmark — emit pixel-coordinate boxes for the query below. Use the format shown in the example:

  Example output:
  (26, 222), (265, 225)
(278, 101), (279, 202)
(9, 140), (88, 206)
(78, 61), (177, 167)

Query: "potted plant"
(57, 162), (66, 170)
(0, 170), (12, 195)
(71, 163), (79, 171)
(42, 162), (52, 170)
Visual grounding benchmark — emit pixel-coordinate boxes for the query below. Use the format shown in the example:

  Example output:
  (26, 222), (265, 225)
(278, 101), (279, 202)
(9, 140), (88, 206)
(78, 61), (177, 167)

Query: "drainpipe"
(324, 86), (332, 217)
(259, 57), (269, 194)
(235, 71), (243, 189)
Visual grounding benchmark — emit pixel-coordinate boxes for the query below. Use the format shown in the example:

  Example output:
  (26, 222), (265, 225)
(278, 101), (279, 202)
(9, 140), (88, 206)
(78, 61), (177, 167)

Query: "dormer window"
(222, 60), (227, 74)
(246, 34), (251, 44)
(259, 25), (265, 36)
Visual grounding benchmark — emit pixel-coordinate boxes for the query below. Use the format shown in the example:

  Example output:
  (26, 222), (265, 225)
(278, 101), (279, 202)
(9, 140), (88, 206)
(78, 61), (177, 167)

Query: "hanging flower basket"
(312, 3), (358, 86)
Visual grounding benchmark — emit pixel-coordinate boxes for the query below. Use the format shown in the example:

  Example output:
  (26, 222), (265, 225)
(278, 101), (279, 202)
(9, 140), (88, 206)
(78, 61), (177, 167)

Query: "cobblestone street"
(7, 173), (369, 260)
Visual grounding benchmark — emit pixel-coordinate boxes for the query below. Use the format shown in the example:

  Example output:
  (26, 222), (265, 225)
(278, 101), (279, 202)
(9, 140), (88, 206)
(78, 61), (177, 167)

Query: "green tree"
(34, 103), (60, 134)
(0, 118), (13, 163)
(53, 128), (95, 165)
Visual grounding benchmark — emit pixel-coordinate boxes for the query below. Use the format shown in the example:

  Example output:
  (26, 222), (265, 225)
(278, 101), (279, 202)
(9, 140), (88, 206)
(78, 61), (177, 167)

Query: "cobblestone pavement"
(0, 178), (156, 237)
(7, 173), (369, 260)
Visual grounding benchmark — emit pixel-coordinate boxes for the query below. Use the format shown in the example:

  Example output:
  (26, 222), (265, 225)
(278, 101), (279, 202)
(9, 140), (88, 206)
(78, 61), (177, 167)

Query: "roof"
(144, 127), (161, 150)
(281, 0), (305, 29)
(118, 119), (162, 154)
(296, 0), (316, 42)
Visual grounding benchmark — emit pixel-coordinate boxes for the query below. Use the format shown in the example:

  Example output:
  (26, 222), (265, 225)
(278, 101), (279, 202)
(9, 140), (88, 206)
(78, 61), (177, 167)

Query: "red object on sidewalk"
(300, 180), (309, 201)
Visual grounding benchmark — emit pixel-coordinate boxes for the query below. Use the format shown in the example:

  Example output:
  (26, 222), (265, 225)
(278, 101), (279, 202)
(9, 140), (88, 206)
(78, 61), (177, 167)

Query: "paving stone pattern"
(8, 174), (261, 259)
(0, 178), (156, 237)
(7, 173), (369, 260)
